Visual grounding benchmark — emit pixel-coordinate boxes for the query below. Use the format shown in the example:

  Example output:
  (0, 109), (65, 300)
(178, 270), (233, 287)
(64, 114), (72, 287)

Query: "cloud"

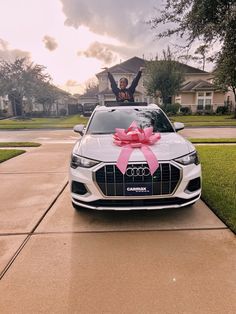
(78, 41), (118, 64)
(65, 79), (80, 86)
(43, 35), (58, 51)
(0, 38), (31, 61)
(60, 0), (159, 44)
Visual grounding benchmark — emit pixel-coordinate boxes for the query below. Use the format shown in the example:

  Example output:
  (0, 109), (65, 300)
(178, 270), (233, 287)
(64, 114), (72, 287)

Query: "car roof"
(94, 103), (161, 112)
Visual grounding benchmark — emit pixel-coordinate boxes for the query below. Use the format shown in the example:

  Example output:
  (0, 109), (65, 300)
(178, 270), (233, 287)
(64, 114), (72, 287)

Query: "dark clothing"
(108, 71), (142, 102)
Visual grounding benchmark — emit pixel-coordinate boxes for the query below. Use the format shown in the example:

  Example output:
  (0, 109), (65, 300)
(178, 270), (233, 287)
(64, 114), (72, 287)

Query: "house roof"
(97, 57), (146, 75)
(180, 80), (216, 92)
(97, 56), (208, 76)
(175, 62), (208, 74)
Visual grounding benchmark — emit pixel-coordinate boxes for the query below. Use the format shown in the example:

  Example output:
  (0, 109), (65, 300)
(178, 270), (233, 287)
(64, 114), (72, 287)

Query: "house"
(96, 57), (154, 105)
(77, 85), (99, 116)
(79, 56), (230, 113)
(176, 80), (226, 113)
(0, 88), (79, 117)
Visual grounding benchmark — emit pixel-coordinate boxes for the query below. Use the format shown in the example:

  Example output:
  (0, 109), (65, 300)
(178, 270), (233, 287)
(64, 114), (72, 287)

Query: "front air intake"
(95, 163), (181, 197)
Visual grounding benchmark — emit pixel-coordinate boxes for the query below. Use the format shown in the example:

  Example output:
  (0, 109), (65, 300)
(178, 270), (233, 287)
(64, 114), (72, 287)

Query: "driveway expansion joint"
(0, 181), (68, 281)
(31, 227), (228, 236)
(30, 181), (69, 234)
(0, 235), (30, 281)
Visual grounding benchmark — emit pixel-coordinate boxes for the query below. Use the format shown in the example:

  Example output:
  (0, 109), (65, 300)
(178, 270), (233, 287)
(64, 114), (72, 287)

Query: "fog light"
(71, 181), (88, 195)
(185, 177), (201, 193)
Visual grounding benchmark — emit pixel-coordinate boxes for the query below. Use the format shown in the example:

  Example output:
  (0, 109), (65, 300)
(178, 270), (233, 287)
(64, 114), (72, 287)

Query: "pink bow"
(113, 121), (161, 175)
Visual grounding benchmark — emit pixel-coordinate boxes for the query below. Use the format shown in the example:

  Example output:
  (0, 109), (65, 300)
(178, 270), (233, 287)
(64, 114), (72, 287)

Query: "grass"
(171, 115), (236, 127)
(0, 115), (89, 129)
(0, 114), (236, 129)
(190, 138), (236, 143)
(0, 149), (25, 163)
(197, 145), (236, 233)
(0, 142), (41, 147)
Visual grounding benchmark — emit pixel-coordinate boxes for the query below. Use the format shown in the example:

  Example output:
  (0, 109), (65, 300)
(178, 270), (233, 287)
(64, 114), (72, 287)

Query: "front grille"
(95, 163), (181, 197)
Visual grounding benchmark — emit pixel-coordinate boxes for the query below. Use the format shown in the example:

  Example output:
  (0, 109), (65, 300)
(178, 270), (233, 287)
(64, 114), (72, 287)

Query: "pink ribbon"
(113, 121), (161, 175)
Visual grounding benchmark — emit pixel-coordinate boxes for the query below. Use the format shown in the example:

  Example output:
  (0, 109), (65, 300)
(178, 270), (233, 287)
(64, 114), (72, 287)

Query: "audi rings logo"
(126, 167), (151, 177)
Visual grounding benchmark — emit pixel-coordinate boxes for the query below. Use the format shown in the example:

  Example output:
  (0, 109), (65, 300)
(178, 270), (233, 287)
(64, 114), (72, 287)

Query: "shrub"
(162, 103), (181, 115)
(216, 106), (229, 115)
(26, 111), (49, 118)
(59, 108), (67, 116)
(180, 106), (192, 115)
(0, 109), (8, 116)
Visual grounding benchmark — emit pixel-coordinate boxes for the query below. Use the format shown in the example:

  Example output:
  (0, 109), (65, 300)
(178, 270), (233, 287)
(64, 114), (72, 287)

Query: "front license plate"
(125, 183), (153, 196)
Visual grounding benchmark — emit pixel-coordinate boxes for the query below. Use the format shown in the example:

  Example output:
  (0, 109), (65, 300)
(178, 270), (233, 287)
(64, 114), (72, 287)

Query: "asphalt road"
(0, 129), (236, 314)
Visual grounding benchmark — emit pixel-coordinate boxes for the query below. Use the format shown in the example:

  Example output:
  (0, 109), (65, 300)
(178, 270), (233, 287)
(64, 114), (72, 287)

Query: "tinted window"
(87, 109), (174, 134)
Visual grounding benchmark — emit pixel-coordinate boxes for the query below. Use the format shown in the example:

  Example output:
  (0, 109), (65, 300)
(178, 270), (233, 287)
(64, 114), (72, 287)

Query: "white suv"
(70, 103), (201, 210)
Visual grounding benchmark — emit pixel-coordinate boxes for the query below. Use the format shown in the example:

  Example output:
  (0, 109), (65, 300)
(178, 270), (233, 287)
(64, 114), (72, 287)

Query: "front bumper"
(70, 161), (201, 210)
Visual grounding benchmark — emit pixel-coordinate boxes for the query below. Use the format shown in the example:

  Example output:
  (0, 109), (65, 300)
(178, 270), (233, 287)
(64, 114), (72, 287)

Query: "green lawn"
(0, 142), (41, 147)
(197, 145), (236, 233)
(0, 149), (25, 163)
(190, 138), (236, 143)
(0, 114), (236, 129)
(0, 115), (89, 129)
(171, 115), (236, 127)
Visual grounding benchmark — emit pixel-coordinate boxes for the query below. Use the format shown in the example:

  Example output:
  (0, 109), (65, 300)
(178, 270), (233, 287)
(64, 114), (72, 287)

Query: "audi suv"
(70, 103), (201, 210)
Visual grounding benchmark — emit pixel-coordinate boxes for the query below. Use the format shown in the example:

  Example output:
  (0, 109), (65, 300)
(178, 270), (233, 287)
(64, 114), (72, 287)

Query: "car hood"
(73, 133), (195, 162)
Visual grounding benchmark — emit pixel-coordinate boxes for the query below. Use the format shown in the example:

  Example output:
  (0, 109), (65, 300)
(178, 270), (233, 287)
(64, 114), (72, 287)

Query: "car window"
(86, 109), (174, 134)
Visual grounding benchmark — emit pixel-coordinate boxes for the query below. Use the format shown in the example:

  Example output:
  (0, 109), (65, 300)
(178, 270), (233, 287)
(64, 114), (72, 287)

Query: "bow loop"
(113, 121), (161, 175)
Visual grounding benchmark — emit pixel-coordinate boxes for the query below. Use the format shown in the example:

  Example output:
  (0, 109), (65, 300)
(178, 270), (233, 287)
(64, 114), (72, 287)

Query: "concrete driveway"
(0, 129), (236, 314)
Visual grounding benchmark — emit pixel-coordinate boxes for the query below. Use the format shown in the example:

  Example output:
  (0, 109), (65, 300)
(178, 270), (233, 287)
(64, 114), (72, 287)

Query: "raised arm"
(129, 69), (142, 93)
(107, 71), (119, 94)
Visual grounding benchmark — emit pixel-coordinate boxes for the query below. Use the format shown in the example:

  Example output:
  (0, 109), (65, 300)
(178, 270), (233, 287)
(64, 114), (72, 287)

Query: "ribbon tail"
(141, 145), (159, 175)
(116, 146), (133, 174)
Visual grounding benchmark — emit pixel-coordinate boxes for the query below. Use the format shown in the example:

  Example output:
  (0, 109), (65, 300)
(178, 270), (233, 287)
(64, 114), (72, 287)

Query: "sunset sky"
(0, 0), (213, 94)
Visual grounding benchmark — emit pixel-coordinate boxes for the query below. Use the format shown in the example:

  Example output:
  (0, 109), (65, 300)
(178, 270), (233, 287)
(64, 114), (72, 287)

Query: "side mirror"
(73, 124), (85, 136)
(173, 122), (185, 132)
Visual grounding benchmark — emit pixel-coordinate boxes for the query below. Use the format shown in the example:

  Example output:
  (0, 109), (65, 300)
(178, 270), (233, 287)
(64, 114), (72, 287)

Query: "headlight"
(174, 151), (200, 165)
(70, 154), (99, 169)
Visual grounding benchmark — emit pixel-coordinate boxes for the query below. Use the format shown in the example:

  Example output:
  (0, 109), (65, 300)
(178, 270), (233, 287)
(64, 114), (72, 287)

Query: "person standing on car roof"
(104, 67), (144, 102)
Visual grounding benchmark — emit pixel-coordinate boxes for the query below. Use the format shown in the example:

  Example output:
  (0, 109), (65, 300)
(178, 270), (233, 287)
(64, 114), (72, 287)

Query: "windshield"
(86, 108), (174, 134)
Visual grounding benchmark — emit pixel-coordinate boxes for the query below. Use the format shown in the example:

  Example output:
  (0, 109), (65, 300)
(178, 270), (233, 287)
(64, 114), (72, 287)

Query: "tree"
(194, 45), (209, 71)
(178, 44), (211, 70)
(144, 48), (184, 106)
(84, 78), (99, 95)
(214, 27), (236, 118)
(0, 58), (50, 116)
(150, 1), (236, 116)
(150, 0), (235, 46)
(34, 82), (69, 116)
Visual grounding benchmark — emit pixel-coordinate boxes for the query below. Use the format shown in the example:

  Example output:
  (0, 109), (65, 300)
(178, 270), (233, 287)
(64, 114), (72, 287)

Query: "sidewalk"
(0, 143), (72, 274)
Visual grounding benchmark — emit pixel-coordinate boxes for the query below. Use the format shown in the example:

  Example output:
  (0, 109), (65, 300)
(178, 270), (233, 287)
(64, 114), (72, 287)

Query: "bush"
(216, 106), (229, 115)
(26, 111), (50, 118)
(59, 108), (67, 116)
(180, 106), (192, 115)
(0, 109), (8, 117)
(162, 103), (181, 115)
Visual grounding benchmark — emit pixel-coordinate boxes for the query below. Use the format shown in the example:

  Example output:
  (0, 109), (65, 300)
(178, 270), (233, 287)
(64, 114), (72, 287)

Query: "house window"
(197, 91), (213, 110)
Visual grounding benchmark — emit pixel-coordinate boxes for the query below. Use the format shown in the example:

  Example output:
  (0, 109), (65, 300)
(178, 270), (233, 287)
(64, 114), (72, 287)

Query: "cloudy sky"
(0, 0), (208, 94)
